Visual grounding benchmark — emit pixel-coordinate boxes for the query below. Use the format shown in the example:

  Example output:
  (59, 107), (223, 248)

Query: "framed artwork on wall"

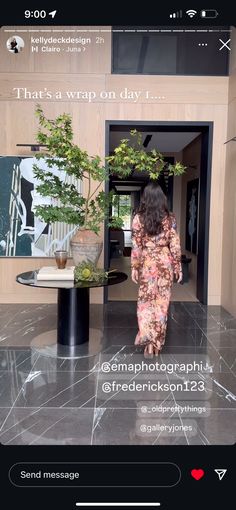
(0, 156), (81, 257)
(185, 178), (199, 255)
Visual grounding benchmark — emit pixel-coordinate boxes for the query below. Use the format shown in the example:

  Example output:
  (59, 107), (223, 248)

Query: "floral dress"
(131, 213), (182, 351)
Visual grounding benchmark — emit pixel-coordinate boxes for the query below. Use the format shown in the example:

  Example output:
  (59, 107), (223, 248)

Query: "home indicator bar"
(75, 504), (161, 507)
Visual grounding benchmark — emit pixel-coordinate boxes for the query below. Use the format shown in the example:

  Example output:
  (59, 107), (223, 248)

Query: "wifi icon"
(186, 9), (197, 18)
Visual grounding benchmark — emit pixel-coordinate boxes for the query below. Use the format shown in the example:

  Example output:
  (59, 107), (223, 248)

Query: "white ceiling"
(110, 131), (201, 153)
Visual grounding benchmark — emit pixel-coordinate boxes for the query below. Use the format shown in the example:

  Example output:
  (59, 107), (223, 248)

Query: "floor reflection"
(0, 301), (235, 445)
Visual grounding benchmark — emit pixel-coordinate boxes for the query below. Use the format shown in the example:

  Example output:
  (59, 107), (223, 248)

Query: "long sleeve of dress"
(131, 214), (143, 270)
(169, 214), (182, 274)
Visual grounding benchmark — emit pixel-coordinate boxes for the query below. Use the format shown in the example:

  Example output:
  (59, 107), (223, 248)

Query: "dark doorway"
(104, 121), (213, 304)
(158, 156), (174, 210)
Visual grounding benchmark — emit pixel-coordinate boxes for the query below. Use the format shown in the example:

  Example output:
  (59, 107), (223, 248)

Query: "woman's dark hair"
(138, 182), (169, 235)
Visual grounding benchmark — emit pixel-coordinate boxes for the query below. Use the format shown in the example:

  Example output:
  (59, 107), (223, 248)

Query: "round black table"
(16, 270), (127, 358)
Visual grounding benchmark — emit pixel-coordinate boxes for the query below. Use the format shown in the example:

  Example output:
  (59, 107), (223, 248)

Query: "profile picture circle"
(6, 36), (25, 54)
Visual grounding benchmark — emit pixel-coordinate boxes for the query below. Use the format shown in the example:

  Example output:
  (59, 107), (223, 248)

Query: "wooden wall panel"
(0, 74), (228, 104)
(221, 84), (236, 314)
(208, 106), (227, 304)
(0, 258), (57, 303)
(0, 74), (106, 102)
(105, 75), (229, 105)
(229, 27), (236, 74)
(229, 71), (236, 103)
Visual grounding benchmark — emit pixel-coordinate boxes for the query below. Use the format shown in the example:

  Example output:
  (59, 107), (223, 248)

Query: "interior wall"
(180, 136), (201, 284)
(221, 27), (236, 315)
(0, 25), (229, 304)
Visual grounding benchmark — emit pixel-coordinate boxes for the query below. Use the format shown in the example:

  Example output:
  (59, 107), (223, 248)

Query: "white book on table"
(37, 266), (75, 281)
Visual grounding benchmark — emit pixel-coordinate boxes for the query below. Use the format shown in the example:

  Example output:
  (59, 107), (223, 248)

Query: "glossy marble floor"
(0, 301), (235, 445)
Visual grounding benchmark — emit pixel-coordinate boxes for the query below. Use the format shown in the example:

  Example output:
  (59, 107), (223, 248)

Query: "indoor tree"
(33, 108), (186, 236)
(106, 129), (186, 180)
(33, 105), (120, 235)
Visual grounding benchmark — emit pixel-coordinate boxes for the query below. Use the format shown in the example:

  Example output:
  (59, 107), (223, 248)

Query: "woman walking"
(131, 182), (182, 357)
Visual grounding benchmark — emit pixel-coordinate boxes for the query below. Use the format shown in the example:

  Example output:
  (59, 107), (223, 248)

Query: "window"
(112, 28), (229, 76)
(112, 194), (132, 229)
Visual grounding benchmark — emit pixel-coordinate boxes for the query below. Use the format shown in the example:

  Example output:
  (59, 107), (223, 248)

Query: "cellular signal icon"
(186, 9), (197, 18)
(170, 10), (183, 18)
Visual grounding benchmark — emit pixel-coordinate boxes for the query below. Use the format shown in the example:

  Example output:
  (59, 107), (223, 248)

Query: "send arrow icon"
(214, 469), (227, 480)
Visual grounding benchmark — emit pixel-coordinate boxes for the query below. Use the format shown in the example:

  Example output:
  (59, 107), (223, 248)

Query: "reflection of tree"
(119, 204), (131, 216)
(188, 187), (197, 253)
(112, 194), (132, 229)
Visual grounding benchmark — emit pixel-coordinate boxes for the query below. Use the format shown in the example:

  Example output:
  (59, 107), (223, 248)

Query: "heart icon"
(191, 469), (205, 480)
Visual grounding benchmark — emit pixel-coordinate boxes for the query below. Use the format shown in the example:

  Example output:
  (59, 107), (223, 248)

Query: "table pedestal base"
(31, 328), (104, 359)
(57, 287), (89, 346)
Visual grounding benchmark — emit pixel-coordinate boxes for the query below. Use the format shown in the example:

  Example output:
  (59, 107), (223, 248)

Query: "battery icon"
(201, 9), (219, 18)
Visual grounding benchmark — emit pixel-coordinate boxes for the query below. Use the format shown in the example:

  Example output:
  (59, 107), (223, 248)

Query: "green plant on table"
(74, 261), (117, 282)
